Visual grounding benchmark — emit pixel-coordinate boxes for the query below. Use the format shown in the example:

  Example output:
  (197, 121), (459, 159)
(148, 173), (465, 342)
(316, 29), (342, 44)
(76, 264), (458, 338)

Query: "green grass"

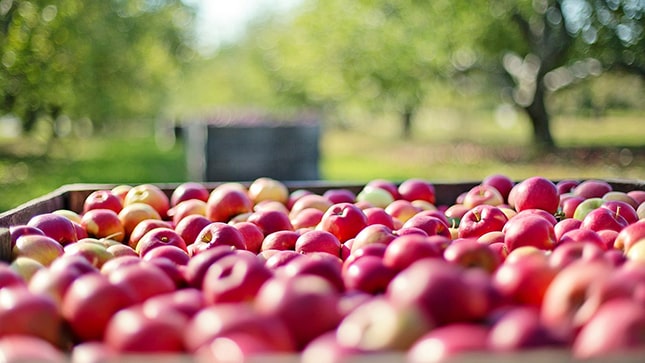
(1, 112), (644, 213)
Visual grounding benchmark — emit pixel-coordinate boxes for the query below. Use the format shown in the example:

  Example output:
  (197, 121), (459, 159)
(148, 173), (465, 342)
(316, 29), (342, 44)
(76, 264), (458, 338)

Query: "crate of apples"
(0, 176), (644, 362)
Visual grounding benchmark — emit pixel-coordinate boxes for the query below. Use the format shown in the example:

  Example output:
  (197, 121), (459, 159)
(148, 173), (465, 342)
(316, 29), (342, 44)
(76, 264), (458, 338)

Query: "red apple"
(9, 225), (45, 250)
(135, 227), (187, 256)
(482, 173), (514, 201)
(558, 228), (606, 250)
(511, 176), (559, 214)
(173, 214), (211, 247)
(260, 230), (300, 251)
(322, 188), (357, 204)
(492, 251), (558, 307)
(231, 221), (264, 254)
(111, 184), (132, 204)
(601, 199), (639, 225)
(290, 207), (324, 230)
(193, 222), (246, 251)
(573, 179), (613, 199)
(317, 203), (368, 243)
(503, 214), (556, 251)
(560, 195), (585, 219)
(183, 245), (237, 288)
(63, 240), (114, 269)
(295, 230), (342, 257)
(488, 306), (564, 351)
(80, 208), (125, 243)
(289, 194), (333, 218)
(549, 241), (605, 270)
(117, 202), (162, 240)
(554, 218), (582, 241)
(363, 207), (395, 229)
(458, 205), (508, 239)
(0, 262), (26, 288)
(598, 229), (620, 249)
(382, 235), (447, 272)
(142, 245), (190, 266)
(206, 186), (253, 223)
(107, 261), (176, 304)
(279, 253), (345, 293)
(169, 199), (207, 225)
(142, 288), (205, 321)
(264, 250), (304, 270)
(83, 190), (123, 214)
(0, 285), (62, 346)
(342, 255), (397, 294)
(385, 199), (422, 224)
(62, 272), (136, 341)
(0, 335), (65, 363)
(614, 220), (645, 253)
(408, 323), (490, 363)
(27, 212), (78, 246)
(443, 238), (501, 273)
(462, 184), (504, 209)
(581, 206), (629, 233)
(170, 182), (209, 206)
(628, 190), (645, 205)
(350, 224), (396, 254)
(398, 178), (436, 204)
(202, 251), (273, 304)
(556, 179), (580, 195)
(603, 191), (639, 209)
(247, 209), (294, 237)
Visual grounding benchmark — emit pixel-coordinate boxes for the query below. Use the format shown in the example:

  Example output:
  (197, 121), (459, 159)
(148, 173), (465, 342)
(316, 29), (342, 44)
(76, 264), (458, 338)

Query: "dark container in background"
(182, 110), (320, 182)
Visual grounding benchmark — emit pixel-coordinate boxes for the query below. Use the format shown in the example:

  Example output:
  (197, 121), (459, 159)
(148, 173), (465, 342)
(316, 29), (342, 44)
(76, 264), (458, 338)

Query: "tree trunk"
(401, 106), (414, 139)
(524, 80), (555, 150)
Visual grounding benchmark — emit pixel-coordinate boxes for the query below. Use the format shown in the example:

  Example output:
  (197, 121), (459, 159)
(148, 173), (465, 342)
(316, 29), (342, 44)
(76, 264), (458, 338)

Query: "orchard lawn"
(1, 112), (644, 213)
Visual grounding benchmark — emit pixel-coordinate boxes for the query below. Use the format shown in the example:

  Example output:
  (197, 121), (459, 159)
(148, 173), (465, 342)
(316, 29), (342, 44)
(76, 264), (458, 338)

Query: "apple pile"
(2, 176), (645, 362)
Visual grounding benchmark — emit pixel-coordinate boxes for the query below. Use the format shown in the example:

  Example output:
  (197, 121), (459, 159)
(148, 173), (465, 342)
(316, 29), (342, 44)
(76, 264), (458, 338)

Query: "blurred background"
(1, 0), (644, 212)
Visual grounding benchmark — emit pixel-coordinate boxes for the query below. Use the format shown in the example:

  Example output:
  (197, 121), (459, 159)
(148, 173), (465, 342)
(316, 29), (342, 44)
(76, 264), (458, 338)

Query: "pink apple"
(603, 191), (639, 209)
(202, 251), (273, 304)
(511, 176), (559, 214)
(27, 212), (78, 245)
(492, 251), (558, 307)
(170, 182), (209, 206)
(0, 262), (26, 288)
(290, 207), (324, 230)
(206, 186), (253, 223)
(342, 255), (397, 294)
(264, 250), (304, 270)
(261, 230), (300, 251)
(598, 229), (619, 249)
(123, 183), (170, 219)
(385, 199), (422, 224)
(628, 190), (645, 205)
(554, 218), (582, 241)
(614, 220), (645, 252)
(142, 288), (205, 320)
(117, 202), (162, 240)
(107, 261), (176, 304)
(458, 205), (508, 239)
(560, 195), (586, 219)
(350, 224), (396, 254)
(142, 245), (190, 266)
(317, 203), (368, 243)
(581, 206), (629, 232)
(558, 228), (606, 249)
(231, 221), (264, 254)
(443, 204), (469, 228)
(295, 230), (342, 257)
(127, 218), (172, 250)
(83, 190), (123, 214)
(503, 214), (556, 251)
(9, 225), (45, 249)
(573, 179), (613, 199)
(408, 323), (489, 363)
(289, 194), (333, 218)
(488, 306), (564, 351)
(247, 209), (294, 237)
(398, 178), (436, 204)
(169, 198), (207, 225)
(443, 238), (501, 273)
(183, 245), (237, 288)
(63, 239), (114, 269)
(0, 335), (65, 363)
(135, 227), (187, 256)
(556, 179), (580, 195)
(363, 207), (395, 229)
(193, 222), (247, 251)
(0, 285), (62, 345)
(111, 184), (133, 203)
(279, 253), (345, 293)
(477, 231), (506, 244)
(601, 199), (639, 225)
(482, 173), (514, 201)
(462, 184), (504, 209)
(401, 214), (451, 239)
(174, 214), (211, 246)
(322, 188), (357, 204)
(366, 179), (401, 200)
(549, 241), (605, 270)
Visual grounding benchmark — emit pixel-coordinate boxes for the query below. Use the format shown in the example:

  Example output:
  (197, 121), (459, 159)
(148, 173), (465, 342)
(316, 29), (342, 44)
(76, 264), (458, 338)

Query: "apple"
(206, 186), (253, 223)
(62, 272), (136, 341)
(142, 288), (205, 321)
(12, 234), (64, 267)
(401, 215), (451, 239)
(279, 252), (345, 293)
(556, 179), (580, 195)
(386, 259), (485, 326)
(99, 255), (140, 276)
(0, 285), (62, 346)
(0, 262), (26, 288)
(52, 209), (82, 224)
(356, 186), (395, 209)
(398, 178), (436, 204)
(540, 259), (614, 340)
(117, 202), (162, 240)
(477, 231), (506, 244)
(554, 218), (582, 241)
(83, 190), (123, 214)
(350, 224), (396, 254)
(193, 222), (247, 251)
(363, 207), (395, 229)
(560, 194), (586, 219)
(322, 188), (357, 204)
(111, 184), (133, 203)
(170, 181), (209, 206)
(0, 335), (65, 363)
(626, 239), (645, 263)
(63, 239), (114, 269)
(638, 202), (645, 220)
(247, 177), (289, 205)
(457, 205), (508, 239)
(27, 212), (78, 245)
(492, 251), (558, 307)
(231, 221), (264, 254)
(558, 227), (605, 248)
(337, 296), (432, 352)
(598, 229), (620, 249)
(301, 331), (372, 363)
(443, 204), (469, 228)
(408, 323), (490, 363)
(601, 199), (639, 225)
(510, 176), (559, 214)
(289, 194), (333, 218)
(482, 173), (514, 201)
(169, 198), (207, 225)
(264, 250), (304, 270)
(135, 227), (187, 256)
(70, 342), (116, 363)
(443, 238), (501, 273)
(104, 305), (186, 353)
(127, 218), (172, 249)
(247, 209), (294, 237)
(549, 241), (605, 270)
(382, 234), (447, 272)
(385, 199), (422, 224)
(614, 220), (645, 252)
(573, 179), (613, 199)
(581, 206), (629, 233)
(80, 208), (125, 243)
(142, 245), (190, 266)
(290, 207), (324, 230)
(488, 242), (509, 263)
(8, 256), (44, 284)
(572, 298), (645, 360)
(184, 302), (296, 353)
(295, 230), (342, 257)
(503, 214), (556, 251)
(572, 197), (604, 220)
(183, 245), (237, 288)
(254, 274), (343, 350)
(462, 184), (504, 209)
(603, 191), (639, 209)
(174, 214), (211, 247)
(366, 179), (401, 200)
(28, 263), (87, 310)
(488, 306), (564, 351)
(9, 225), (45, 249)
(253, 200), (290, 214)
(317, 203), (368, 243)
(260, 230), (300, 251)
(342, 255), (397, 294)
(123, 183), (170, 219)
(107, 261), (176, 304)
(202, 251), (273, 304)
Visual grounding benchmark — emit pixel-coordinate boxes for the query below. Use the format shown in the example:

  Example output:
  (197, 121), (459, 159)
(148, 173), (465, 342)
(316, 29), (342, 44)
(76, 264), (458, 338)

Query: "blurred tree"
(0, 0), (195, 136)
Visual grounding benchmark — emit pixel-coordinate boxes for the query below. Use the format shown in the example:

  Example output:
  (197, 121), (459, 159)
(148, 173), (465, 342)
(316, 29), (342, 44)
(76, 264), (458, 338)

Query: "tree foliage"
(0, 0), (196, 135)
